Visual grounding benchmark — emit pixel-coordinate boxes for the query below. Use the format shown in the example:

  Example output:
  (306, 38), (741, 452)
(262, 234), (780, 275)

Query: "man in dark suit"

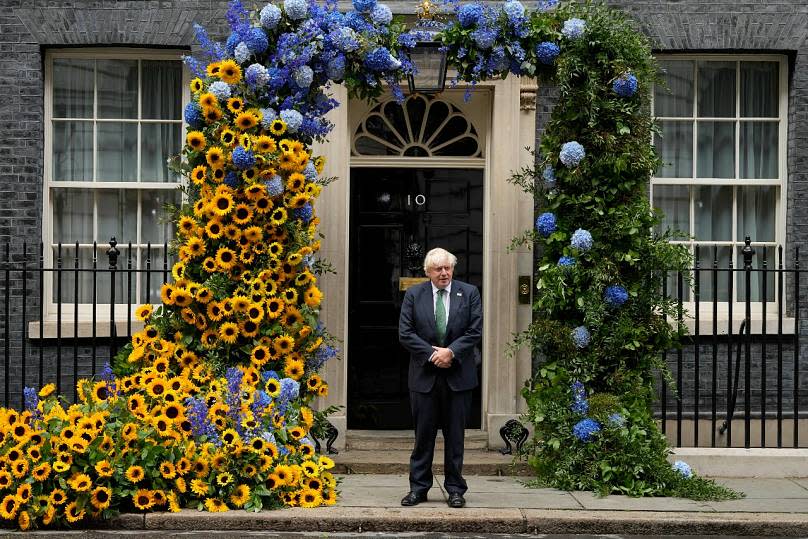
(398, 247), (482, 509)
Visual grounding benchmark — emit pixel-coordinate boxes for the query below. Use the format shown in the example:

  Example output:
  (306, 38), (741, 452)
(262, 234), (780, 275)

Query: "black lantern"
(406, 0), (448, 95)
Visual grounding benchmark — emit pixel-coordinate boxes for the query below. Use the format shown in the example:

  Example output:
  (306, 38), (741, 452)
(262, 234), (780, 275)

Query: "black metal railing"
(0, 235), (805, 447)
(0, 238), (169, 407)
(659, 236), (805, 448)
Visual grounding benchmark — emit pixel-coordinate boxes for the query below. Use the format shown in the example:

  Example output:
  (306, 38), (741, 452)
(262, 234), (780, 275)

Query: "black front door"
(348, 167), (483, 429)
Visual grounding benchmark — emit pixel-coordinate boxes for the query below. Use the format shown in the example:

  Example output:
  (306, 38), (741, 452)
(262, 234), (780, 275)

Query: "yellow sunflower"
(220, 128), (237, 146)
(132, 489), (155, 510)
(211, 192), (234, 216)
(205, 497), (229, 512)
(226, 96), (245, 114)
(190, 164), (208, 185)
(235, 111), (259, 131)
(91, 486), (112, 510)
(269, 119), (287, 136)
(218, 59), (242, 84)
(218, 322), (239, 344)
(215, 247), (237, 271)
(198, 92), (218, 108)
(65, 501), (85, 523)
(186, 131), (206, 152)
(190, 77), (204, 93)
(230, 484), (250, 507)
(206, 146), (225, 168)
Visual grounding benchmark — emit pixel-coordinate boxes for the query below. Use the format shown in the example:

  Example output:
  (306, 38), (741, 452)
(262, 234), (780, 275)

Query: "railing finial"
(742, 235), (755, 270)
(106, 237), (120, 270)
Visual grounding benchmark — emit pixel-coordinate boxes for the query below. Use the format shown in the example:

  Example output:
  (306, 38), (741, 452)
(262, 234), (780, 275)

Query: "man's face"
(426, 261), (453, 289)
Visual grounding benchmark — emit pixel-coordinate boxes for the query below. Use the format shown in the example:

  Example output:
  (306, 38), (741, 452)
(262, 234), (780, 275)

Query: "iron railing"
(0, 236), (805, 447)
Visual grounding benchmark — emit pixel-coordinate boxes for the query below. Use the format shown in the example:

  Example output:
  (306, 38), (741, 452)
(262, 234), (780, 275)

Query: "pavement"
(5, 474), (808, 537)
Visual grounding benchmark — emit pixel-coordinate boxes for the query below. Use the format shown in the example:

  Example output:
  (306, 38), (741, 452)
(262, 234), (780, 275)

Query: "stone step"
(332, 449), (531, 476)
(345, 429), (489, 451)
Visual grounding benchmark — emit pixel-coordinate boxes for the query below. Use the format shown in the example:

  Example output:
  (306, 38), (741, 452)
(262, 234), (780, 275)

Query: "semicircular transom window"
(353, 95), (482, 158)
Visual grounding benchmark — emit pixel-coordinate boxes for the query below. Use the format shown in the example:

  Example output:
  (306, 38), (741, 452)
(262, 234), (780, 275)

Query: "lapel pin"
(456, 292), (462, 297)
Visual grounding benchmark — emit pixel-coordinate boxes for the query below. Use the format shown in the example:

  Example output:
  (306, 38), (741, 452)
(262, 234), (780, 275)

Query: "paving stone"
(569, 491), (714, 512)
(713, 478), (808, 498)
(706, 498), (808, 513)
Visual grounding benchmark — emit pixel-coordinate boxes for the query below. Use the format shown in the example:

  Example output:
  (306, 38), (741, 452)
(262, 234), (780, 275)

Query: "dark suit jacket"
(398, 279), (482, 393)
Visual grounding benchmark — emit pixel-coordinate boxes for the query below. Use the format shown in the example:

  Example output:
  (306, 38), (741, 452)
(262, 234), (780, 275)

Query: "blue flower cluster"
(608, 413), (626, 427)
(542, 164), (556, 189)
(535, 212), (557, 237)
(672, 460), (693, 478)
(562, 18), (587, 40)
(186, 396), (221, 446)
(572, 417), (601, 442)
(232, 146), (256, 169)
(613, 72), (638, 97)
(535, 41), (560, 65)
(570, 228), (593, 252)
(603, 285), (629, 308)
(308, 343), (338, 370)
(570, 381), (588, 414)
(557, 255), (575, 268)
(23, 387), (38, 414)
(571, 325), (590, 349)
(559, 141), (585, 168)
(458, 4), (484, 28)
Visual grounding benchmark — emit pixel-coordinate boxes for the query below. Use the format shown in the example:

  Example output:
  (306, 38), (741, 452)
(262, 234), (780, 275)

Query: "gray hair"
(423, 247), (457, 274)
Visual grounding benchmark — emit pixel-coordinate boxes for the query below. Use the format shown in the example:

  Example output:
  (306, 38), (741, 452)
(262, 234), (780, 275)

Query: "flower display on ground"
(535, 212), (557, 238)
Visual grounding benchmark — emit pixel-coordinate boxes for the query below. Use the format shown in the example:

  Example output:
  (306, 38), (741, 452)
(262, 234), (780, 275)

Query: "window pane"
(655, 60), (694, 117)
(97, 59), (137, 119)
(737, 246), (776, 302)
(97, 189), (138, 245)
(741, 61), (779, 118)
(140, 247), (175, 304)
(697, 121), (735, 178)
(142, 61), (182, 120)
(141, 189), (179, 244)
(653, 185), (689, 235)
(97, 122), (138, 181)
(698, 61), (735, 118)
(95, 244), (136, 305)
(654, 121), (693, 178)
(53, 246), (95, 304)
(695, 245), (731, 302)
(694, 186), (732, 241)
(740, 121), (778, 179)
(52, 59), (94, 118)
(52, 121), (93, 181)
(52, 188), (93, 243)
(737, 186), (776, 242)
(141, 123), (181, 182)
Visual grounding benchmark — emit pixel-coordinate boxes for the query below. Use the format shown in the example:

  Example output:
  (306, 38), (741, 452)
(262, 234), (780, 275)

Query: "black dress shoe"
(400, 491), (427, 506)
(447, 492), (466, 508)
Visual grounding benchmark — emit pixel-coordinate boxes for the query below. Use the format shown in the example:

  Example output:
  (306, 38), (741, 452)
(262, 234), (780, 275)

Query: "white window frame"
(651, 54), (789, 323)
(41, 48), (190, 328)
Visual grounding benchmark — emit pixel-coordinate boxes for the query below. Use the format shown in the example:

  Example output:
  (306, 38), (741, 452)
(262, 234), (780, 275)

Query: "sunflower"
(266, 298), (284, 319)
(242, 167), (258, 183)
(229, 484), (250, 507)
(253, 135), (276, 153)
(220, 128), (237, 147)
(190, 164), (208, 185)
(190, 479), (209, 496)
(38, 382), (56, 398)
(216, 471), (235, 486)
(269, 208), (288, 227)
(265, 378), (281, 398)
(95, 459), (114, 478)
(132, 489), (155, 511)
(235, 111), (259, 131)
(254, 195), (273, 214)
(284, 359), (305, 380)
(269, 119), (287, 136)
(205, 218), (224, 239)
(273, 334), (295, 354)
(190, 77), (204, 93)
(15, 483), (32, 503)
(289, 192), (309, 209)
(278, 151), (297, 171)
(91, 381), (110, 403)
(186, 131), (206, 152)
(206, 62), (221, 77)
(300, 406), (314, 428)
(287, 173), (306, 192)
(204, 105), (224, 122)
(281, 305), (302, 327)
(244, 183), (266, 200)
(90, 486), (112, 510)
(126, 465), (145, 483)
(65, 501), (85, 523)
(205, 497), (229, 512)
(226, 96), (245, 114)
(218, 322), (239, 345)
(218, 59), (242, 84)
(211, 192), (234, 216)
(198, 92), (218, 108)
(159, 461), (177, 480)
(134, 303), (154, 322)
(206, 146), (225, 168)
(213, 248), (236, 271)
(305, 285), (323, 307)
(238, 133), (252, 149)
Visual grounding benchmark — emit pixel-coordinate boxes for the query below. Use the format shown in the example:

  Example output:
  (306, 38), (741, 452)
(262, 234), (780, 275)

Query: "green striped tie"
(435, 288), (447, 346)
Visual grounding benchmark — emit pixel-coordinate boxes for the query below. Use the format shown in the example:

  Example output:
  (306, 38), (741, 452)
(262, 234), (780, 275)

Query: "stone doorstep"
(332, 449), (531, 476)
(672, 448), (808, 478)
(80, 509), (808, 535)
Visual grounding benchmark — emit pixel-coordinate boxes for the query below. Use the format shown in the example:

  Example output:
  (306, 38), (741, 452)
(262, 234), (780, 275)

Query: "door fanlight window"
(352, 95), (482, 157)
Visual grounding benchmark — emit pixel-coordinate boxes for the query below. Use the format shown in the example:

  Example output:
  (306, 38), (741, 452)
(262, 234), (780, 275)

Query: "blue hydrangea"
(184, 102), (203, 128)
(571, 381), (586, 403)
(570, 228), (593, 252)
(224, 172), (240, 189)
(562, 18), (587, 40)
(304, 162), (318, 181)
(457, 3), (483, 28)
(472, 26), (498, 50)
(613, 72), (638, 97)
(558, 255), (575, 268)
(570, 381), (588, 414)
(284, 0), (308, 20)
(208, 81), (231, 101)
(266, 175), (285, 197)
(604, 285), (629, 308)
(232, 146), (256, 170)
(572, 418), (601, 442)
(352, 0), (377, 13)
(537, 0), (558, 10)
(226, 32), (241, 57)
(571, 325), (590, 349)
(672, 460), (693, 478)
(260, 108), (278, 128)
(327, 55), (346, 80)
(502, 0), (525, 22)
(280, 109), (304, 132)
(246, 63), (269, 88)
(559, 141), (585, 167)
(235, 42), (251, 64)
(308, 343), (338, 370)
(542, 164), (556, 189)
(608, 413), (626, 427)
(535, 212), (557, 237)
(370, 3), (392, 24)
(364, 47), (400, 71)
(260, 3), (282, 29)
(294, 203), (313, 222)
(279, 377), (300, 401)
(535, 41), (560, 65)
(245, 27), (269, 54)
(332, 27), (360, 52)
(293, 65), (314, 88)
